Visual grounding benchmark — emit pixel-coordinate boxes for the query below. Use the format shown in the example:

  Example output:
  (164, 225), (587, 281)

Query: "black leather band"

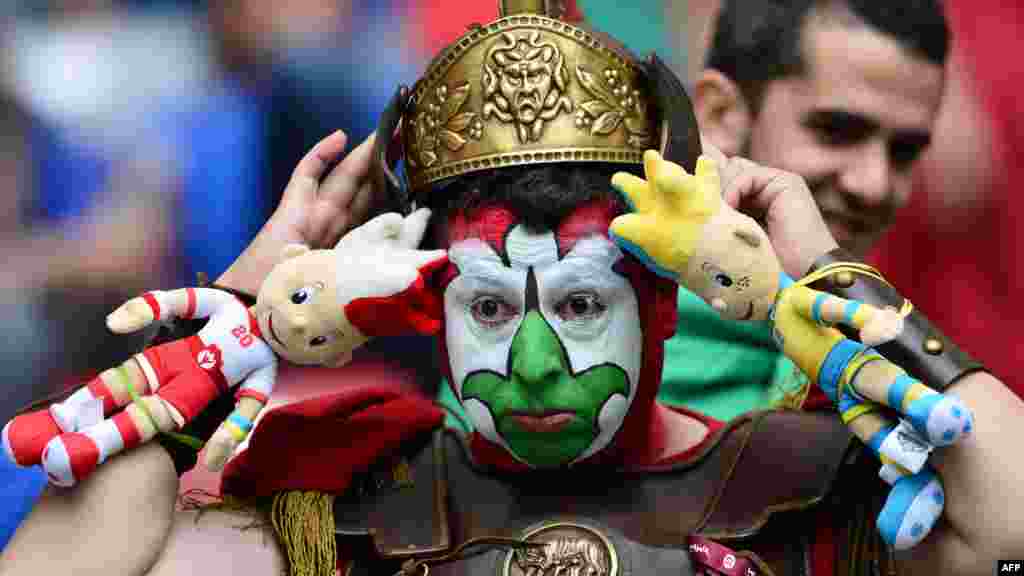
(807, 248), (985, 391)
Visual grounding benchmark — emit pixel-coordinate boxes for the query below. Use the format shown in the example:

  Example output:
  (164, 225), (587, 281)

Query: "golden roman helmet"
(373, 0), (702, 210)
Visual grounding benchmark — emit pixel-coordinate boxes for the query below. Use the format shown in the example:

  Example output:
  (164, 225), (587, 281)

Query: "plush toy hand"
(106, 296), (158, 333)
(336, 208), (449, 336)
(859, 307), (905, 347)
(609, 150), (720, 280)
(202, 422), (244, 472)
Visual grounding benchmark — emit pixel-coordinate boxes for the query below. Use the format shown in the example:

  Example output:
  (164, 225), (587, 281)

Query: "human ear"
(694, 69), (753, 157)
(280, 243), (311, 262)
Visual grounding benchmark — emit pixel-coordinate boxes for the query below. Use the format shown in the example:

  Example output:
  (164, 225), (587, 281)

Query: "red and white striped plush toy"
(3, 208), (447, 486)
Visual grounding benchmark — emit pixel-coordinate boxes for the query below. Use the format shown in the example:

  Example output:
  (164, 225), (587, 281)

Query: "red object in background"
(404, 0), (585, 57)
(868, 0), (1024, 396)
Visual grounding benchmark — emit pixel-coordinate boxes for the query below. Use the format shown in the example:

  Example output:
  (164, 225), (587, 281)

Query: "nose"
(839, 140), (891, 207)
(290, 314), (308, 335)
(510, 311), (566, 387)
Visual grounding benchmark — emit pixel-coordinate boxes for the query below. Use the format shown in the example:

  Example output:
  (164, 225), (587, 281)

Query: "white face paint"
(444, 225), (643, 465)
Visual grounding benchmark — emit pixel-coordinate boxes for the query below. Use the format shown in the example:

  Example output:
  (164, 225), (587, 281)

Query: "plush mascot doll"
(608, 151), (975, 550)
(3, 209), (447, 487)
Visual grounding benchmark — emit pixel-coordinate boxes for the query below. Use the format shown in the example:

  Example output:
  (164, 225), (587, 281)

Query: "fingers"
(399, 208), (433, 249)
(611, 172), (656, 213)
(407, 249), (450, 272)
(698, 134), (728, 167)
(289, 130), (349, 191)
(642, 149), (662, 183)
(346, 180), (377, 231)
(201, 428), (238, 472)
(318, 132), (377, 209)
(348, 212), (404, 247)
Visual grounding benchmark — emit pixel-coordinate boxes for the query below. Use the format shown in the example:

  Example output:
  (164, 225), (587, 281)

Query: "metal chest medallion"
(499, 521), (619, 576)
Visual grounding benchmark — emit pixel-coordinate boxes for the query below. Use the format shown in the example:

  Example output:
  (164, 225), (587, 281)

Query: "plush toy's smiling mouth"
(267, 313), (287, 349)
(508, 411), (575, 433)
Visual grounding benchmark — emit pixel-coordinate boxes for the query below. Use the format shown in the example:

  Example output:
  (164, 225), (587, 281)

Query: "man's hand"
(701, 141), (839, 278)
(217, 131), (380, 295)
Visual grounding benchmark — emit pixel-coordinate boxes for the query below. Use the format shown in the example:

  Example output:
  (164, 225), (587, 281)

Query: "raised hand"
(218, 131), (381, 296)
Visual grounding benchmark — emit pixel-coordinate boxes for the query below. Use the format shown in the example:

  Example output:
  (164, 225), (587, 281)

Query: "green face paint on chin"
(461, 310), (630, 467)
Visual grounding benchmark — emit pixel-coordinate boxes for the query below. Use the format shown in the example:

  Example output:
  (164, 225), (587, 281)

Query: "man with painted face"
(6, 2), (1024, 575)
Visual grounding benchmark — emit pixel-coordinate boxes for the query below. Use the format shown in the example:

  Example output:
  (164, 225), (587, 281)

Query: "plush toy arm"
(789, 285), (875, 328)
(107, 287), (238, 334)
(202, 362), (277, 471)
(790, 285), (904, 347)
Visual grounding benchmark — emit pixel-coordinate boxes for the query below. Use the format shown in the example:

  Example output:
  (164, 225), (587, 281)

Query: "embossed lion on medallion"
(482, 31), (574, 143)
(513, 538), (609, 576)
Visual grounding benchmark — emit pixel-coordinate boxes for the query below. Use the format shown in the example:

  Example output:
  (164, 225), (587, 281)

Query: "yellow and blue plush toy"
(608, 151), (974, 551)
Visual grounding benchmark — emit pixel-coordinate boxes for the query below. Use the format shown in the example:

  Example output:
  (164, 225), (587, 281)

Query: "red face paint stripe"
(554, 198), (619, 256)
(445, 205), (518, 259)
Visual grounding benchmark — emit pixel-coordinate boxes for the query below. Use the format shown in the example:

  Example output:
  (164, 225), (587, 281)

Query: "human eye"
(889, 133), (930, 169)
(555, 292), (606, 322)
(804, 110), (873, 147)
(469, 295), (518, 327)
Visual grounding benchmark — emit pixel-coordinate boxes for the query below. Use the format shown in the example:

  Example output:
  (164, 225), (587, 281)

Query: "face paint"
(444, 225), (642, 467)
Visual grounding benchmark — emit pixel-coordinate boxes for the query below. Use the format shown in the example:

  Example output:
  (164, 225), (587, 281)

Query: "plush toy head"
(611, 152), (783, 323)
(681, 206), (783, 323)
(254, 209), (447, 368)
(255, 244), (369, 368)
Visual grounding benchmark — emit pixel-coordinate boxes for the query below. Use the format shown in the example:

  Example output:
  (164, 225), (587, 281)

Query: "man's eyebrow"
(801, 108), (879, 134)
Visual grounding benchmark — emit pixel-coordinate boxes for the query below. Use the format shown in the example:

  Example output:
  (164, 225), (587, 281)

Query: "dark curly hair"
(706, 0), (950, 113)
(422, 163), (641, 248)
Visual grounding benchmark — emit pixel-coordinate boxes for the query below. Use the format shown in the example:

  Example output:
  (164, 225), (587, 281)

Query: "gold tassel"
(392, 459), (414, 488)
(270, 491), (337, 576)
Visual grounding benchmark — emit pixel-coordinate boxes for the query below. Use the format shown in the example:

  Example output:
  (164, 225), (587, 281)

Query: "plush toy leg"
(2, 360), (150, 468)
(849, 357), (973, 447)
(41, 394), (177, 487)
(876, 466), (945, 550)
(3, 409), (61, 467)
(844, 409), (946, 550)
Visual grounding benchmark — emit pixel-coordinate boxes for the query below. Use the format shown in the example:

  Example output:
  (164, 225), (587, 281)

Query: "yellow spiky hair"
(646, 151), (723, 265)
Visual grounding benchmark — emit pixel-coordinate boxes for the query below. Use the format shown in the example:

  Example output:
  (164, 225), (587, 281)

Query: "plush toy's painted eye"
(309, 335), (327, 346)
(291, 288), (311, 305)
(715, 273), (733, 287)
